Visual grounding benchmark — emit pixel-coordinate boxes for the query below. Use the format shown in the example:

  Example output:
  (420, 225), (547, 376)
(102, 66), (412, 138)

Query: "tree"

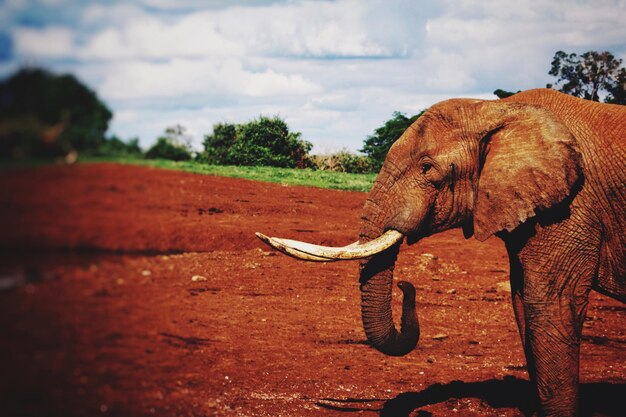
(96, 135), (143, 157)
(360, 111), (424, 171)
(202, 122), (237, 164)
(223, 116), (312, 168)
(163, 124), (193, 151)
(0, 67), (112, 158)
(606, 67), (626, 104)
(146, 125), (192, 161)
(547, 50), (625, 104)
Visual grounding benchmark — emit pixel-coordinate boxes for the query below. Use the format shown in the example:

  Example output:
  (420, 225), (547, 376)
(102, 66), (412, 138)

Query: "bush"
(92, 136), (143, 157)
(203, 116), (312, 168)
(146, 137), (191, 161)
(202, 122), (237, 164)
(145, 125), (193, 161)
(310, 150), (374, 173)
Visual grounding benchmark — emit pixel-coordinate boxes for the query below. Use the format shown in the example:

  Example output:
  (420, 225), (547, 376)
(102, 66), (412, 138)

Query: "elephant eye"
(421, 163), (433, 174)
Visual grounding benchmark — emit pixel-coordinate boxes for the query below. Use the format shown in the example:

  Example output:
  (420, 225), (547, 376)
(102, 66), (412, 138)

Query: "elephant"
(257, 88), (625, 417)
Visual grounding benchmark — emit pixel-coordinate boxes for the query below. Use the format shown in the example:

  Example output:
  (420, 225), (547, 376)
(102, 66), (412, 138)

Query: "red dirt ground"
(0, 163), (623, 417)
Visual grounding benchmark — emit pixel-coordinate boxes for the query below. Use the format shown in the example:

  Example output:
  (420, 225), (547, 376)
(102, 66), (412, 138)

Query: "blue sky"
(1, 0), (625, 153)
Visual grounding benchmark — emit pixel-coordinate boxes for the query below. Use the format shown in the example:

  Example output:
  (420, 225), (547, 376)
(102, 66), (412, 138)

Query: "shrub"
(310, 150), (375, 173)
(203, 116), (312, 168)
(93, 136), (143, 157)
(202, 122), (237, 164)
(145, 137), (191, 161)
(146, 125), (193, 161)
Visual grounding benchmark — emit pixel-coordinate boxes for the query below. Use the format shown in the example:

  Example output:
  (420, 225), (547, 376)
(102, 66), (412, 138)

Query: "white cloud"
(82, 3), (147, 26)
(78, 0), (398, 62)
(420, 0), (626, 93)
(98, 58), (319, 100)
(218, 0), (396, 58)
(80, 13), (244, 60)
(13, 26), (75, 57)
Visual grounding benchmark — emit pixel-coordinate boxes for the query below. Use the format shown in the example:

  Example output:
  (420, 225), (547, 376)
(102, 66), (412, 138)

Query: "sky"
(1, 0), (625, 153)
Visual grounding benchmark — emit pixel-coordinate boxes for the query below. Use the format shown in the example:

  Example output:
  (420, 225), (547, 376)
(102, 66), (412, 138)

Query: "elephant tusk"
(256, 232), (336, 262)
(255, 229), (404, 261)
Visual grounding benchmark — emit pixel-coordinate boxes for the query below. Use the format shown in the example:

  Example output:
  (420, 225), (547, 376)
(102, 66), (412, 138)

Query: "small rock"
(496, 281), (511, 292)
(446, 289), (457, 294)
(432, 333), (449, 340)
(141, 270), (151, 276)
(191, 275), (208, 282)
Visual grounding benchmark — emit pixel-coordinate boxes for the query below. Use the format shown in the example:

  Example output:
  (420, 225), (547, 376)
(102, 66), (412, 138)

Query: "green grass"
(80, 156), (377, 192)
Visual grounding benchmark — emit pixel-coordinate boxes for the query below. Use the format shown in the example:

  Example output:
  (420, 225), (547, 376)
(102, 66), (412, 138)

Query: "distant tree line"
(2, 50), (623, 171)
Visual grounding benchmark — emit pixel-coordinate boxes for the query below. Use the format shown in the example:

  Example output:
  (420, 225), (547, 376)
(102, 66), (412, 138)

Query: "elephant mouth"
(255, 229), (404, 262)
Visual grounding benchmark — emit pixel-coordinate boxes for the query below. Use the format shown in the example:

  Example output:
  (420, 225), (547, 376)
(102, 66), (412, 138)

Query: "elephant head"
(257, 97), (581, 356)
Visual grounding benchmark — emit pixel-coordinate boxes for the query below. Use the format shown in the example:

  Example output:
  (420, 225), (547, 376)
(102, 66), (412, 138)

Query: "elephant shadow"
(317, 377), (625, 417)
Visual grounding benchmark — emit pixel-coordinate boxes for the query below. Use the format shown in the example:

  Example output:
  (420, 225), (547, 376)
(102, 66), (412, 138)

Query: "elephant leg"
(521, 254), (594, 415)
(507, 222), (597, 416)
(509, 264), (528, 346)
(523, 294), (589, 416)
(509, 265), (542, 413)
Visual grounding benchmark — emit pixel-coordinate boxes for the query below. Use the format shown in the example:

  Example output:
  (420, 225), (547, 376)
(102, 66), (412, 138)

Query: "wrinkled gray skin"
(360, 89), (625, 417)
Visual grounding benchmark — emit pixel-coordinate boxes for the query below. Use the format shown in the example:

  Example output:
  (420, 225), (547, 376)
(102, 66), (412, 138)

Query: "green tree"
(360, 111), (424, 171)
(96, 135), (143, 157)
(547, 50), (625, 104)
(146, 125), (192, 161)
(202, 122), (237, 164)
(0, 67), (112, 158)
(226, 116), (312, 168)
(606, 68), (626, 104)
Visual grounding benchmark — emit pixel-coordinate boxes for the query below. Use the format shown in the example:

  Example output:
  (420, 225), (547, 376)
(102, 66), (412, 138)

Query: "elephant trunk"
(254, 164), (421, 356)
(358, 206), (419, 356)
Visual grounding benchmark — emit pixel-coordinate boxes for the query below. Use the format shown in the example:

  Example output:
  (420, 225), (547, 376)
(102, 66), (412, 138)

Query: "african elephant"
(257, 88), (625, 417)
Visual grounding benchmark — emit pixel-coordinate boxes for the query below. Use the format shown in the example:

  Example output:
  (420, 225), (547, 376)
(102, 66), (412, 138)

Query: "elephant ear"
(472, 102), (582, 241)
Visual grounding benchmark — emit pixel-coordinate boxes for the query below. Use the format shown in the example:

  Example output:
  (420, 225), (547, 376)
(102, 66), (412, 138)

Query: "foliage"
(0, 67), (112, 158)
(360, 111), (424, 171)
(146, 138), (191, 161)
(81, 157), (376, 192)
(547, 50), (626, 104)
(493, 89), (520, 99)
(94, 136), (143, 157)
(146, 125), (192, 161)
(310, 149), (374, 174)
(605, 67), (626, 105)
(202, 122), (237, 164)
(203, 116), (312, 168)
